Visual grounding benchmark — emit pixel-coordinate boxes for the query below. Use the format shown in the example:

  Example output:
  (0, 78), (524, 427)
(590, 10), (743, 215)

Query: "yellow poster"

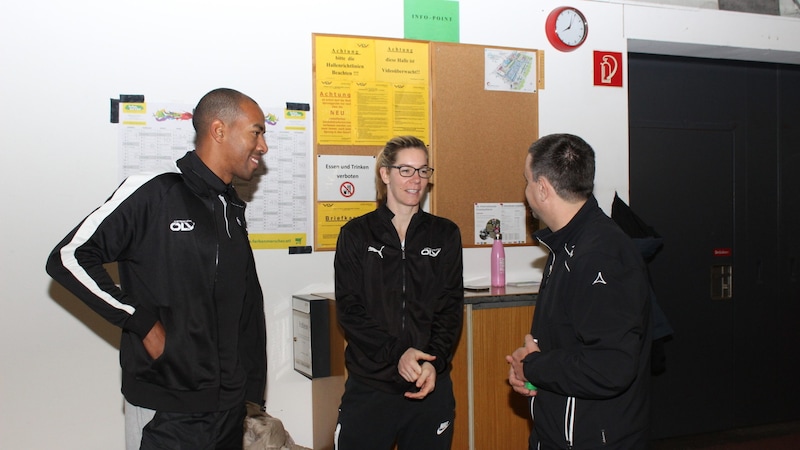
(249, 233), (307, 250)
(316, 80), (354, 144)
(352, 81), (392, 145)
(315, 35), (430, 145)
(374, 39), (429, 84)
(315, 35), (376, 82)
(390, 82), (429, 137)
(316, 201), (377, 250)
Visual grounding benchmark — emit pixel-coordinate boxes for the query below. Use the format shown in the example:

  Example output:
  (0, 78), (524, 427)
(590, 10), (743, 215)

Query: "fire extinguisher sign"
(593, 51), (623, 87)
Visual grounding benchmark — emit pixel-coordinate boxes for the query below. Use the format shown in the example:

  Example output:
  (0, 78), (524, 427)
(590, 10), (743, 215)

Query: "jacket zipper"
(218, 194), (232, 239)
(538, 238), (555, 289)
(401, 243), (406, 331)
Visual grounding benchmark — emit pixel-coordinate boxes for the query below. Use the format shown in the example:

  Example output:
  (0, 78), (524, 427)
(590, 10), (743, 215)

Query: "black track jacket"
(524, 195), (651, 449)
(46, 151), (267, 413)
(334, 203), (464, 394)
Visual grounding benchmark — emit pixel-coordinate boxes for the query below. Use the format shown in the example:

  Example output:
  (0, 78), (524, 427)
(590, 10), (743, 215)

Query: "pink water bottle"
(491, 231), (506, 287)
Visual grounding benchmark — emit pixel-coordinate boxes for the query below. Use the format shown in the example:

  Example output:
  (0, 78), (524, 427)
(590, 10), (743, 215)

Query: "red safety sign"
(593, 51), (623, 87)
(340, 181), (355, 198)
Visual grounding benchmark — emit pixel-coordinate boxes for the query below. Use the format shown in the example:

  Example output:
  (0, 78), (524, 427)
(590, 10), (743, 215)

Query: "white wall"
(1, 0), (797, 448)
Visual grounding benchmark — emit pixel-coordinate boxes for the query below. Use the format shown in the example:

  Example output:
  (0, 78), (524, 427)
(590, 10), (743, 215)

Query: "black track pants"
(139, 404), (246, 450)
(335, 376), (455, 450)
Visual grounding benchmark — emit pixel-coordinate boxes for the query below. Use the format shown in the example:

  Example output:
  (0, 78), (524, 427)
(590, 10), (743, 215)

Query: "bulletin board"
(313, 34), (540, 250)
(313, 33), (431, 250)
(430, 42), (539, 248)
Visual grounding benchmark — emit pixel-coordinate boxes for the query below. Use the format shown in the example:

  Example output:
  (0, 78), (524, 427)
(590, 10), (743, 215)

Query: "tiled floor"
(650, 420), (800, 449)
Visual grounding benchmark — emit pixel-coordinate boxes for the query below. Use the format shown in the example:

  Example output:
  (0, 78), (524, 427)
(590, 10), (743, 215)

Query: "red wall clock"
(545, 6), (589, 52)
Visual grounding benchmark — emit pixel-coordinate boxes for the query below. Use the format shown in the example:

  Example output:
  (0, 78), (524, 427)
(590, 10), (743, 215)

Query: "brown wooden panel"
(312, 374), (345, 450)
(471, 305), (535, 449)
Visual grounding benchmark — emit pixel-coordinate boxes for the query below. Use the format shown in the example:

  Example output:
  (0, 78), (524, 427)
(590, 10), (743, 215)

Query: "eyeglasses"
(388, 165), (434, 179)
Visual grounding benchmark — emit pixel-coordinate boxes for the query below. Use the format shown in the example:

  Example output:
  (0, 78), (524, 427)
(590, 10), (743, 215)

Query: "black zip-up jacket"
(524, 195), (651, 449)
(46, 151), (267, 412)
(334, 203), (464, 394)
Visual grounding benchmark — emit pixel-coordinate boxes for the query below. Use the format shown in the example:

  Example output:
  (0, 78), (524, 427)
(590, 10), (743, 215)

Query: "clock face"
(546, 7), (588, 52)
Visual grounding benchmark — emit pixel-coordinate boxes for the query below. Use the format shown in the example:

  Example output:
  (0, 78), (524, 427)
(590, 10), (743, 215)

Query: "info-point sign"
(317, 155), (376, 201)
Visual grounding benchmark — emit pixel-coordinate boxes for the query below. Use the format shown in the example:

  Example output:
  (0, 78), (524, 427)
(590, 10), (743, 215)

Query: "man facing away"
(506, 133), (652, 449)
(46, 88), (269, 449)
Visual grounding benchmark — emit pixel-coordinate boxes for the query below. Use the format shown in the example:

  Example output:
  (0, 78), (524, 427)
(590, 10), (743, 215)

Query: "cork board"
(430, 42), (539, 248)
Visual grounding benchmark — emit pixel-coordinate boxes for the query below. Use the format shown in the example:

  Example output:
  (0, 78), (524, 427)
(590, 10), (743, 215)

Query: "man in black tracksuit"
(46, 88), (268, 449)
(507, 134), (652, 449)
(334, 136), (464, 450)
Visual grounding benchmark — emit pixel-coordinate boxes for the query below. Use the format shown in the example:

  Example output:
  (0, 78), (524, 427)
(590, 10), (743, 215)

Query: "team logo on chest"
(170, 219), (195, 232)
(421, 247), (441, 257)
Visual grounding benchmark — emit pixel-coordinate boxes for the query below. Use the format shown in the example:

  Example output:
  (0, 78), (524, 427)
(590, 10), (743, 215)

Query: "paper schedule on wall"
(117, 102), (312, 249)
(117, 102), (195, 182)
(234, 107), (312, 249)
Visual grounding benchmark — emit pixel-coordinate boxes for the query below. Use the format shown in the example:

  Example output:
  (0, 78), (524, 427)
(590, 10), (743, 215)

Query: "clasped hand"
(505, 334), (540, 397)
(398, 347), (437, 400)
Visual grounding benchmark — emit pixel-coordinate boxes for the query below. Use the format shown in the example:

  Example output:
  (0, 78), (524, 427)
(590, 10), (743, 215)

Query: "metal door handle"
(711, 264), (733, 300)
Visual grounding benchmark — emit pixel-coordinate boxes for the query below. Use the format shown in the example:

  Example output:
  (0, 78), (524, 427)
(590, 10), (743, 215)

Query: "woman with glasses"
(333, 136), (464, 450)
